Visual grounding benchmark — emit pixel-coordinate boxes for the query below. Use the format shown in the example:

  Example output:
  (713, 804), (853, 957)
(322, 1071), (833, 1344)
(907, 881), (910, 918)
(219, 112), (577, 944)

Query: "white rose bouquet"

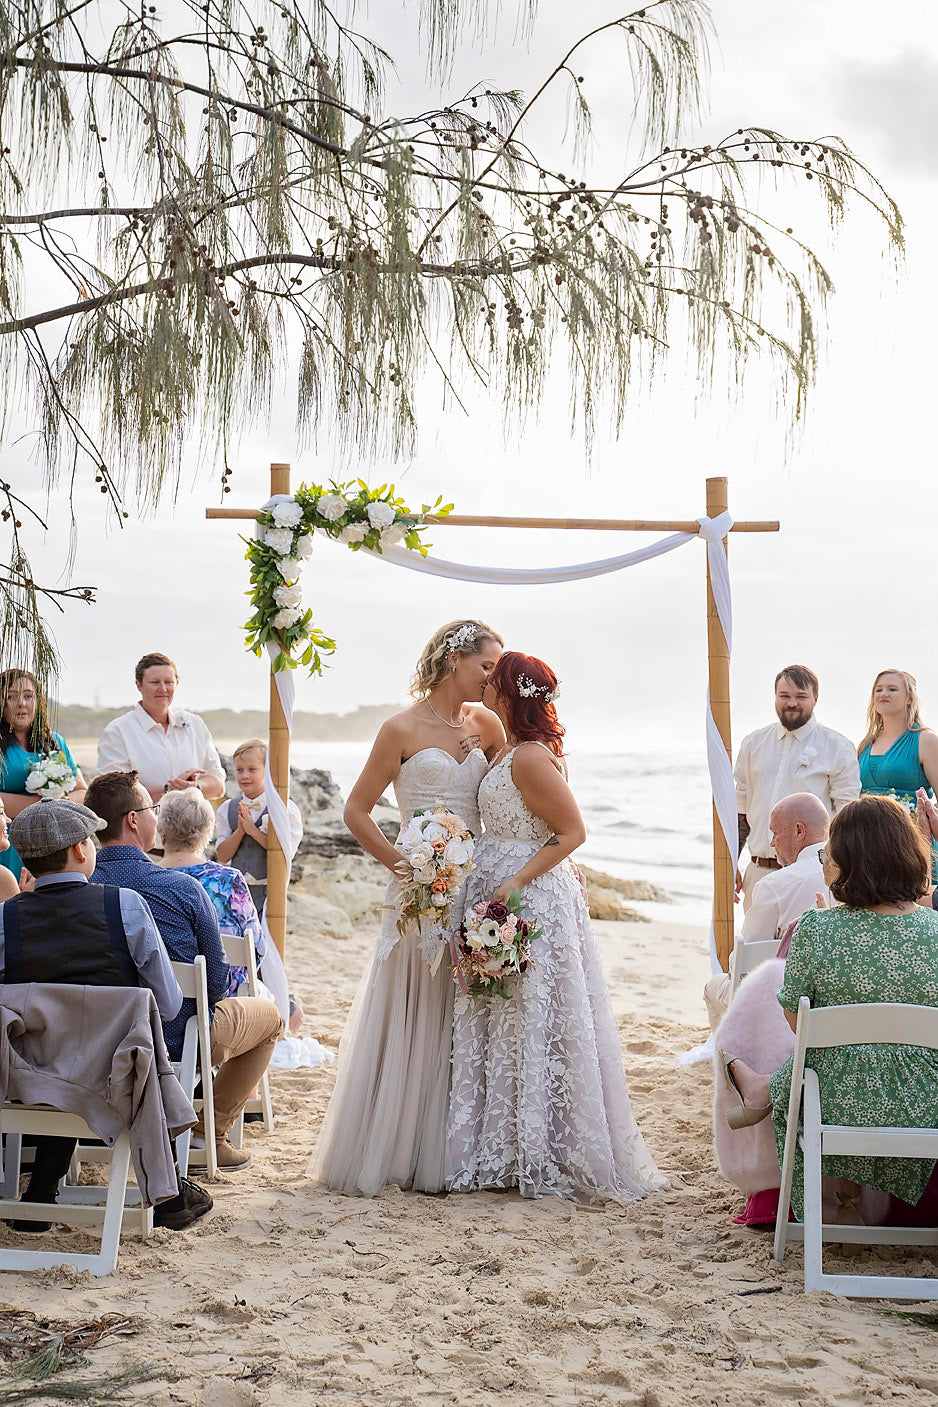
(24, 749), (77, 799)
(393, 805), (475, 965)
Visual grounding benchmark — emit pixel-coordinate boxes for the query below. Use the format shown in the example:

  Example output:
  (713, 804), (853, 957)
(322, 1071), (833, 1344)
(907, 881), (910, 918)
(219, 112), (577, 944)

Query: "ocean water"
(291, 740), (714, 926)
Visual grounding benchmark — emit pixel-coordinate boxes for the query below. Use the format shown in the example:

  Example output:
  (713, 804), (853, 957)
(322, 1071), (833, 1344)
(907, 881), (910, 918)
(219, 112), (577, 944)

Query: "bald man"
(705, 792), (831, 1031)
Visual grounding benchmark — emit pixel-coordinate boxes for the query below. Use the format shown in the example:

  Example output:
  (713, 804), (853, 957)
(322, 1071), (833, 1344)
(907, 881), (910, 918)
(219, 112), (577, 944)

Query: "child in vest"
(214, 739), (303, 918)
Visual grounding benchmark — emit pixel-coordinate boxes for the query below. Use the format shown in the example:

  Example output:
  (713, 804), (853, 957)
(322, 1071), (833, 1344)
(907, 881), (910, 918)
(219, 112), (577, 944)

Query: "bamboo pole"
(267, 462), (292, 959)
(205, 506), (779, 534)
(705, 476), (734, 973)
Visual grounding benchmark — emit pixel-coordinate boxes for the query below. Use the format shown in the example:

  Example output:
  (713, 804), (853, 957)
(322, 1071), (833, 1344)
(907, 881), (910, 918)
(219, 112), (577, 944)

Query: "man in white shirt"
(704, 791), (831, 1030)
(734, 665), (859, 912)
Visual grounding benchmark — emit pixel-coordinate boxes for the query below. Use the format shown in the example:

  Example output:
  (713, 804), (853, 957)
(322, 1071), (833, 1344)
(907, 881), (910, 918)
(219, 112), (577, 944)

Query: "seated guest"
(84, 770), (283, 1172)
(96, 653), (226, 804)
(214, 739), (303, 917)
(0, 798), (212, 1231)
(0, 668), (87, 881)
(158, 787), (267, 1002)
(704, 792), (831, 1031)
(723, 796), (938, 1234)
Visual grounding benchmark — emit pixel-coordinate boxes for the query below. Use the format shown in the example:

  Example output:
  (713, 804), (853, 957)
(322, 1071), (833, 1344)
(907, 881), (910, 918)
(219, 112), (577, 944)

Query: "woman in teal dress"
(0, 669), (86, 881)
(857, 670), (938, 873)
(723, 796), (938, 1223)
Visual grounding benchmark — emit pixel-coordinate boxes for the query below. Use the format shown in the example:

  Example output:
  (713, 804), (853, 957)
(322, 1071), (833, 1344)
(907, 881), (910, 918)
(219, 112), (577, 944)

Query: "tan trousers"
(196, 996), (283, 1140)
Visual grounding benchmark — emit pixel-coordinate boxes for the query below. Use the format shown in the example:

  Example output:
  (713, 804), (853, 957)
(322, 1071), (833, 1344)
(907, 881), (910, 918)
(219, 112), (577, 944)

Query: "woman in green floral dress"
(724, 795), (938, 1221)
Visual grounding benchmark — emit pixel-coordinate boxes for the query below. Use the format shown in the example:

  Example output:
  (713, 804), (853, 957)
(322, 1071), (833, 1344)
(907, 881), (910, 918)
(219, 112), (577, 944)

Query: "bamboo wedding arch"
(207, 470), (779, 972)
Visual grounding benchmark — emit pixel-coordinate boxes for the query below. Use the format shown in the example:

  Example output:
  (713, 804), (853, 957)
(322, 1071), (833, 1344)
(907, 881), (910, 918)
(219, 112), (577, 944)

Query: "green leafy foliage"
(0, 0), (903, 699)
(244, 479), (441, 672)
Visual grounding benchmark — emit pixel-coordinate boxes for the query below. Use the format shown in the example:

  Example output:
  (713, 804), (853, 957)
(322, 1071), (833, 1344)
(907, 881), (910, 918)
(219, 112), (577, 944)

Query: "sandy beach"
(2, 845), (938, 1406)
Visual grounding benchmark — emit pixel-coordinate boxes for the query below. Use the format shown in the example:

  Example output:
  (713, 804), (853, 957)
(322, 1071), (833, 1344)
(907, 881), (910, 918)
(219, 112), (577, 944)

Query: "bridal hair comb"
(516, 673), (561, 703)
(445, 623), (479, 653)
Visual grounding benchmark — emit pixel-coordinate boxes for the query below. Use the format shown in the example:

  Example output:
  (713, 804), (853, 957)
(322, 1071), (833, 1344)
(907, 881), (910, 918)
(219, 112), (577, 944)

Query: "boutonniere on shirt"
(797, 746), (817, 770)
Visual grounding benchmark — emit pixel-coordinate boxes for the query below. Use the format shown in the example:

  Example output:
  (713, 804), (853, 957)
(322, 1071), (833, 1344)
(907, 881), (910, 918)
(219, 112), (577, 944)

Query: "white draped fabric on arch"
(259, 511), (737, 971)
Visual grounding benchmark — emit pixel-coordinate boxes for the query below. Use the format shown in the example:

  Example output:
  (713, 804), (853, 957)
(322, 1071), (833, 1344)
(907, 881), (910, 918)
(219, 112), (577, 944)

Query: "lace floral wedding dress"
(446, 747), (667, 1204)
(311, 747), (487, 1197)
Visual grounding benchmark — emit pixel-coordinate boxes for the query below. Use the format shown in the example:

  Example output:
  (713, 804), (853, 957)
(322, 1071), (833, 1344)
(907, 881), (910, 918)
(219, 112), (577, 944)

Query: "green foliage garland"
(244, 480), (452, 674)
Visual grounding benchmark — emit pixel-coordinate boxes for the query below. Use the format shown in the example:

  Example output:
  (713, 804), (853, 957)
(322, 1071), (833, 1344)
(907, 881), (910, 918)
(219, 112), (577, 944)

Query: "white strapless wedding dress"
(445, 749), (667, 1203)
(311, 747), (486, 1196)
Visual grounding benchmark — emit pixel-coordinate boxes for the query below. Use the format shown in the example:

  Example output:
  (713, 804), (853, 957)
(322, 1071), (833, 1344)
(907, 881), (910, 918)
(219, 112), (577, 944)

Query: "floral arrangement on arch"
(244, 480), (452, 674)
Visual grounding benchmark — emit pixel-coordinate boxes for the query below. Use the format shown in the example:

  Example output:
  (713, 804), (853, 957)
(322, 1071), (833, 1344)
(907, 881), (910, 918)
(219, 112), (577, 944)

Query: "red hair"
(489, 651), (565, 756)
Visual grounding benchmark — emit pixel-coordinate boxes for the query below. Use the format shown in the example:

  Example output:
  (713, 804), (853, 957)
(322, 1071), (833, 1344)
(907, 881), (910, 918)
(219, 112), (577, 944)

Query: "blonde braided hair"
(409, 619), (504, 700)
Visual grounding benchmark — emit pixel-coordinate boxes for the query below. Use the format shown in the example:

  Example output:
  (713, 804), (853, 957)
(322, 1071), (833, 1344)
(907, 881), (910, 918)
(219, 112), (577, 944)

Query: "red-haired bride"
(446, 651), (666, 1203)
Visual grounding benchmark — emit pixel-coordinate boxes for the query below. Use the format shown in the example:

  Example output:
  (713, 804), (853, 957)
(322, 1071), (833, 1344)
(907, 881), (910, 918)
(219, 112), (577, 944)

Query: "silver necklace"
(426, 697), (466, 729)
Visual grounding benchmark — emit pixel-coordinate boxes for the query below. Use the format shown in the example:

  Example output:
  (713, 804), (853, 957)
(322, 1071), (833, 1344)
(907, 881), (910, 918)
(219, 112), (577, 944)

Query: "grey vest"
(225, 797), (268, 884)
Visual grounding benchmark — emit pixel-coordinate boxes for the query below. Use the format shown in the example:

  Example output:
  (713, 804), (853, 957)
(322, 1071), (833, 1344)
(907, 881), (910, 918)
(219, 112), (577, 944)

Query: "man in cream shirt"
(705, 791), (832, 1030)
(734, 665), (859, 911)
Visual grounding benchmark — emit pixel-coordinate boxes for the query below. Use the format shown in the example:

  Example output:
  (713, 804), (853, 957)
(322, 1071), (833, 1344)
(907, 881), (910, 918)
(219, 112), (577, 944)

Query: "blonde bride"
(310, 620), (504, 1196)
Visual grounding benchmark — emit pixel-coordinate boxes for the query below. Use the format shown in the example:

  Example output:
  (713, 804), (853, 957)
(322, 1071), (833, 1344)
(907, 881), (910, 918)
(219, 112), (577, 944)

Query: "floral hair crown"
(445, 623), (479, 653)
(516, 673), (561, 704)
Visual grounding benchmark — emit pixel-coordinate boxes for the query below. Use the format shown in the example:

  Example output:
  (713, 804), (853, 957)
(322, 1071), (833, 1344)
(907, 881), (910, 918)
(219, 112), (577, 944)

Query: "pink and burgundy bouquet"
(450, 890), (542, 999)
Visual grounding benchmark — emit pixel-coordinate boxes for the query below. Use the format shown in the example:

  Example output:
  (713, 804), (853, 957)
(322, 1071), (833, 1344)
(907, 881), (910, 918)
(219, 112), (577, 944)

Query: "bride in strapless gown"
(311, 621), (504, 1196)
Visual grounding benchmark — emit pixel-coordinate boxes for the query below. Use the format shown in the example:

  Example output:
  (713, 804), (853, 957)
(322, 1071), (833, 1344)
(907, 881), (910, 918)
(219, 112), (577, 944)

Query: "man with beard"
(734, 666), (859, 912)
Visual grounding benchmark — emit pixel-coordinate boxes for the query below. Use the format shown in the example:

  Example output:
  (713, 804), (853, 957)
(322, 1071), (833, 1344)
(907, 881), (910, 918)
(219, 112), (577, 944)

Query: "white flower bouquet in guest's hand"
(24, 750), (77, 799)
(393, 805), (475, 963)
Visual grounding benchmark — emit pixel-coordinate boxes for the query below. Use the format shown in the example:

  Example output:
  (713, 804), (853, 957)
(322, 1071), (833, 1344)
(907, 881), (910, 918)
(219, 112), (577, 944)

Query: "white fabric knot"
(261, 493), (296, 514)
(695, 511), (734, 542)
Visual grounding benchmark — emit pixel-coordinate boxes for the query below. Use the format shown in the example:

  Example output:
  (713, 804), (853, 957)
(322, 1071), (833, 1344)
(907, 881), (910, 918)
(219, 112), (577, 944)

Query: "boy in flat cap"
(0, 798), (212, 1231)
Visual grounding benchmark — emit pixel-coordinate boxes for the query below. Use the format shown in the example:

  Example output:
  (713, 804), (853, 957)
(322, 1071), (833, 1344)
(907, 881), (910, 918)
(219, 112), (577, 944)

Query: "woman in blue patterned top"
(157, 787), (267, 999)
(0, 668), (86, 881)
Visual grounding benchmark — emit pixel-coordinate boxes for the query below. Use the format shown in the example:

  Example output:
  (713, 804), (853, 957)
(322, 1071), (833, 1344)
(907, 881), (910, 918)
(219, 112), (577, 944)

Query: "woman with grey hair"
(158, 787), (267, 1000)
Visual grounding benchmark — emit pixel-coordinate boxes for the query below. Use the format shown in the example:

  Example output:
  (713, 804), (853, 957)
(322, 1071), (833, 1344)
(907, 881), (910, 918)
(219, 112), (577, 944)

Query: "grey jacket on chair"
(0, 983), (197, 1205)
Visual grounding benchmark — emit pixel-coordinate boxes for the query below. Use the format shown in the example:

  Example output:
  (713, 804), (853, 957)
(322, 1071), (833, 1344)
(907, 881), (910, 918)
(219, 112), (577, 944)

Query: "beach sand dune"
(2, 898), (938, 1405)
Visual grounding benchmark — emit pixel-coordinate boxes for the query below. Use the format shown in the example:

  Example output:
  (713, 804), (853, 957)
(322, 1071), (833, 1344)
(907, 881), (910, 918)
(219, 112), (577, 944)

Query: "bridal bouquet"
(394, 806), (475, 962)
(450, 891), (542, 1000)
(24, 750), (77, 799)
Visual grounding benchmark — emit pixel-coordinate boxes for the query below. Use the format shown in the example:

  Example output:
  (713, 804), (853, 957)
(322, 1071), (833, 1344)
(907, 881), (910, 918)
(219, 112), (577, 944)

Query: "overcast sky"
(15, 0), (938, 754)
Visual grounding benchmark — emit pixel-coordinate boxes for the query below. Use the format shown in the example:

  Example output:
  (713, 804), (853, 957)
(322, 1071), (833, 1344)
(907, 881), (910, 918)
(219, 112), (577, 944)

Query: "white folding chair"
(170, 956), (217, 1179)
(774, 997), (938, 1299)
(0, 1106), (150, 1276)
(221, 933), (275, 1148)
(728, 937), (781, 998)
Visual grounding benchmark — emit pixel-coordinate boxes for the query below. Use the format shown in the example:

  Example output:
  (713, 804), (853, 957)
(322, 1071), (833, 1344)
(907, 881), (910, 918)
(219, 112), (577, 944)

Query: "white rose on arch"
(295, 535), (314, 560)
(273, 604), (304, 629)
(262, 526), (295, 555)
(273, 582), (304, 610)
(272, 499), (304, 528)
(276, 557), (304, 582)
(318, 492), (347, 522)
(366, 500), (396, 529)
(339, 524), (367, 545)
(380, 524), (405, 549)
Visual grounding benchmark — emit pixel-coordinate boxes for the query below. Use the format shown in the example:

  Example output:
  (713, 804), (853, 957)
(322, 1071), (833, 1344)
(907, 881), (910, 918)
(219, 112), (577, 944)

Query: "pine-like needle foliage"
(0, 0), (903, 692)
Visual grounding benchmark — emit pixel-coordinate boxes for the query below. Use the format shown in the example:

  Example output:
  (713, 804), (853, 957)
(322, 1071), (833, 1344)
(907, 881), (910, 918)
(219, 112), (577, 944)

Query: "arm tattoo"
(459, 733), (482, 757)
(541, 837), (560, 849)
(737, 813), (750, 859)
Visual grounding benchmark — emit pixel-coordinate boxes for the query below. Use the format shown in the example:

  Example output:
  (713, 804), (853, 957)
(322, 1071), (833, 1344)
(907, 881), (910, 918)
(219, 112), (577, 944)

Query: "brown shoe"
(215, 1140), (253, 1171)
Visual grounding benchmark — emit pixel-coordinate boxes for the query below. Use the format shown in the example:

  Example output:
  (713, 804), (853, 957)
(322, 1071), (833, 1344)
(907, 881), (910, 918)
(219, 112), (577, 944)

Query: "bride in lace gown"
(311, 620), (505, 1196)
(446, 651), (667, 1204)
